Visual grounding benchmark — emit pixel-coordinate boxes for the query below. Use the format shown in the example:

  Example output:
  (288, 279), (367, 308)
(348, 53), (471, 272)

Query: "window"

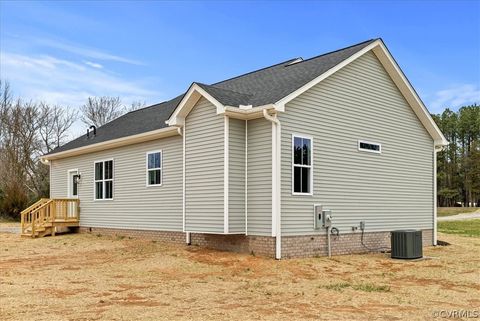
(94, 160), (113, 200)
(358, 140), (381, 154)
(292, 135), (312, 195)
(146, 151), (162, 186)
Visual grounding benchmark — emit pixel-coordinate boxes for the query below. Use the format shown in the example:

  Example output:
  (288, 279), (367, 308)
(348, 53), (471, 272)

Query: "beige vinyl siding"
(280, 51), (434, 236)
(229, 118), (246, 233)
(185, 97), (225, 233)
(50, 136), (183, 230)
(246, 118), (272, 236)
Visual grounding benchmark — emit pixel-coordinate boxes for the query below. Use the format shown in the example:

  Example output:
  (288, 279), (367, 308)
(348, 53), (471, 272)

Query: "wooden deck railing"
(21, 198), (80, 237)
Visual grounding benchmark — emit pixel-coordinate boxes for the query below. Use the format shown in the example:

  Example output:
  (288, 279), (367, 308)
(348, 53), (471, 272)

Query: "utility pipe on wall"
(263, 109), (282, 259)
(327, 226), (332, 257)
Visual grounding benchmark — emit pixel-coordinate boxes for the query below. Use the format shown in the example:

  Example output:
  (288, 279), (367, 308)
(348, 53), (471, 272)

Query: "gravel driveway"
(438, 210), (480, 221)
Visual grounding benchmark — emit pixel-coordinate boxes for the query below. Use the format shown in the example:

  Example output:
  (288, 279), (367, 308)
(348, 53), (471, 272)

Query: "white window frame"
(146, 150), (163, 187)
(291, 133), (313, 196)
(94, 159), (114, 201)
(358, 140), (382, 154)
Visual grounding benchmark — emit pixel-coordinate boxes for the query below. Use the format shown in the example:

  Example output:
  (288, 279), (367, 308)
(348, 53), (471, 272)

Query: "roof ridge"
(211, 57), (300, 86)
(285, 38), (378, 67)
(125, 94), (184, 115)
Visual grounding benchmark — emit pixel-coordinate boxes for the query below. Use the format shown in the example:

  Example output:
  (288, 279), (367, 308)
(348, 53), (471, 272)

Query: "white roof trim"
(275, 39), (448, 146)
(166, 83), (225, 126)
(41, 126), (181, 161)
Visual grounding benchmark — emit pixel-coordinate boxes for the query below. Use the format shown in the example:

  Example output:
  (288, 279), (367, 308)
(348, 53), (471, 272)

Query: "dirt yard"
(1, 226), (479, 321)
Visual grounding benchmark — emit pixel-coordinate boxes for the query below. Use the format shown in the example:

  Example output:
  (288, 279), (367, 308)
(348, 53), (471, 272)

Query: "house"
(29, 38), (448, 259)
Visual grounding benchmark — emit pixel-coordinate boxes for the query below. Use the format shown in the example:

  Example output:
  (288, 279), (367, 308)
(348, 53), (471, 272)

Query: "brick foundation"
(77, 227), (433, 259)
(77, 227), (275, 258)
(281, 229), (433, 259)
(78, 227), (186, 244)
(190, 234), (276, 258)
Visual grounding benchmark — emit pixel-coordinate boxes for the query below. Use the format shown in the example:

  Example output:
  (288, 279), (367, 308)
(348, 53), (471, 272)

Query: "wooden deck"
(21, 198), (79, 238)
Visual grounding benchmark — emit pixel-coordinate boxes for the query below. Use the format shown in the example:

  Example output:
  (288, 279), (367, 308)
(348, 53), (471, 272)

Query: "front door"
(67, 170), (79, 218)
(68, 170), (79, 199)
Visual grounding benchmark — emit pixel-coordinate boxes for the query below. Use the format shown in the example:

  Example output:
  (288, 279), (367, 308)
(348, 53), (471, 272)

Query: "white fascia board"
(167, 83), (225, 126)
(275, 39), (448, 146)
(41, 126), (180, 161)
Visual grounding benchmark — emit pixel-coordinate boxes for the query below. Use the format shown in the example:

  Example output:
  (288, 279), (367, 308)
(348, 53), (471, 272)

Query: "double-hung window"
(94, 160), (113, 200)
(146, 151), (162, 186)
(292, 134), (312, 195)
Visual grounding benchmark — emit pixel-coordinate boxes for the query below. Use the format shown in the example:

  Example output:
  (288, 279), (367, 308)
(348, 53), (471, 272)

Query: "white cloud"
(0, 51), (160, 108)
(84, 61), (103, 69)
(428, 84), (480, 113)
(35, 38), (145, 65)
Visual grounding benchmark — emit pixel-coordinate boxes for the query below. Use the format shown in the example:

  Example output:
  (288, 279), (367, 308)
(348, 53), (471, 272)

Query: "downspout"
(176, 124), (190, 245)
(263, 109), (281, 259)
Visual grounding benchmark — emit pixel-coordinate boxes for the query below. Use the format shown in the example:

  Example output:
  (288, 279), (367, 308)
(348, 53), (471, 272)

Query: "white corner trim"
(271, 120), (277, 237)
(245, 119), (248, 235)
(433, 144), (440, 246)
(167, 83), (225, 126)
(224, 115), (229, 234)
(183, 123), (186, 232)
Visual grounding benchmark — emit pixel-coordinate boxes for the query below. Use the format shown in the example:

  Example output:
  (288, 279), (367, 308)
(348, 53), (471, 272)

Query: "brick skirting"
(77, 227), (433, 259)
(281, 229), (433, 259)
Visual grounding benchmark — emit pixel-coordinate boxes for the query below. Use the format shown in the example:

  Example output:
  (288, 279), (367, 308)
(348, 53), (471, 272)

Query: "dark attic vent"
(87, 125), (97, 138)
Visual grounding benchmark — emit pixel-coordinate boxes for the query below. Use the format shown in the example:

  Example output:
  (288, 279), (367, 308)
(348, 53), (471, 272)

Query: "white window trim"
(93, 158), (114, 201)
(291, 133), (313, 196)
(67, 168), (79, 199)
(358, 140), (382, 154)
(146, 150), (163, 187)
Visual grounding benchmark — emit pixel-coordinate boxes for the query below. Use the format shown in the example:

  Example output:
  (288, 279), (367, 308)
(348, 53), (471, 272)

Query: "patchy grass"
(437, 207), (480, 217)
(321, 282), (390, 292)
(322, 282), (390, 293)
(322, 282), (351, 291)
(352, 283), (390, 292)
(1, 227), (479, 321)
(438, 219), (480, 237)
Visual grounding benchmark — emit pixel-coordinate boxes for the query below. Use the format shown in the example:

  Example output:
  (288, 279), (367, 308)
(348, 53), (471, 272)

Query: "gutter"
(263, 109), (282, 259)
(223, 104), (277, 120)
(41, 126), (181, 162)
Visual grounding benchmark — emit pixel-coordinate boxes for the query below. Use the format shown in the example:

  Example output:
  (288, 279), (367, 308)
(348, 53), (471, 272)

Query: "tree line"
(0, 81), (144, 219)
(432, 105), (480, 207)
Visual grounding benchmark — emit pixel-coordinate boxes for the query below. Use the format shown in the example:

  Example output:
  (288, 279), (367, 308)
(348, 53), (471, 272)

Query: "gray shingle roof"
(48, 39), (376, 155)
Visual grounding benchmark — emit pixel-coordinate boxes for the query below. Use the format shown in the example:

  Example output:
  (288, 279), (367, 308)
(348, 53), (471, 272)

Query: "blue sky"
(1, 0), (479, 132)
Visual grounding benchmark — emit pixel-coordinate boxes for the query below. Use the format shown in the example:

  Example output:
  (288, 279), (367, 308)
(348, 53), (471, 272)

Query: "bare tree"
(38, 103), (78, 153)
(80, 96), (124, 127)
(0, 81), (78, 217)
(128, 100), (147, 112)
(0, 80), (13, 143)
